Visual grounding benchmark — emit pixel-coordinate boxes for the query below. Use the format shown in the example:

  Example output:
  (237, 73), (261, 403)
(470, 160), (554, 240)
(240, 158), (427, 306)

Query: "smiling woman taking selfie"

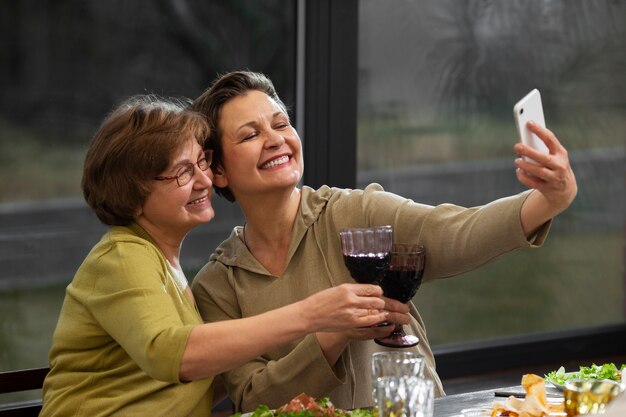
(189, 71), (577, 411)
(39, 96), (390, 417)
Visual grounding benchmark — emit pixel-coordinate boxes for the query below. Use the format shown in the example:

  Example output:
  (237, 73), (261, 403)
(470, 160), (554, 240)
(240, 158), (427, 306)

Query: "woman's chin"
(187, 207), (215, 225)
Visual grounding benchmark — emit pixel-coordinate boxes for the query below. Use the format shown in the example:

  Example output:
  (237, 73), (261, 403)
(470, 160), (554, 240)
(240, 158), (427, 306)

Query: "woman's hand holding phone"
(513, 99), (578, 235)
(513, 89), (549, 164)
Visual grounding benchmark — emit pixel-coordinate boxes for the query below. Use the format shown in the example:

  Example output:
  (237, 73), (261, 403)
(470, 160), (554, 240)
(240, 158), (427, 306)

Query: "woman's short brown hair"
(82, 95), (210, 226)
(190, 71), (288, 202)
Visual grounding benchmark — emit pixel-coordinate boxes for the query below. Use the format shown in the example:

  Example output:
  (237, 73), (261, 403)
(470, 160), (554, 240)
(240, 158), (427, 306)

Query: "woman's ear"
(212, 165), (228, 188)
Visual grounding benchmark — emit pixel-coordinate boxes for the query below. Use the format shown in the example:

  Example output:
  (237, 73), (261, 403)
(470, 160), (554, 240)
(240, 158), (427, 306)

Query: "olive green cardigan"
(41, 223), (213, 417)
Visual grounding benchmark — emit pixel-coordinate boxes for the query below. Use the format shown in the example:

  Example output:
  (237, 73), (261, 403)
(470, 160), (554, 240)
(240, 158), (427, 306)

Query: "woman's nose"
(265, 130), (285, 148)
(194, 166), (213, 187)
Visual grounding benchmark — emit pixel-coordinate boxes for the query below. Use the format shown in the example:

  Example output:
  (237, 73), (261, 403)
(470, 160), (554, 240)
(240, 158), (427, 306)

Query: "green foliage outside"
(357, 109), (625, 171)
(0, 118), (85, 202)
(417, 232), (624, 344)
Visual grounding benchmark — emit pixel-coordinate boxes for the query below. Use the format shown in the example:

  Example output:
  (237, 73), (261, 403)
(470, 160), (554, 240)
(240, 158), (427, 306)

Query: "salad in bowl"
(545, 363), (624, 391)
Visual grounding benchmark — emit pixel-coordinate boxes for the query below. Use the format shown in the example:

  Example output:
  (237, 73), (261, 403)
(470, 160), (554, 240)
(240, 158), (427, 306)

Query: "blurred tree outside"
(0, 0), (296, 203)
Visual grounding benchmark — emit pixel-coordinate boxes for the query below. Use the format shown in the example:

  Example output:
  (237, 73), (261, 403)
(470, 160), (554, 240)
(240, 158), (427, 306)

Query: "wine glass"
(339, 226), (393, 285)
(376, 243), (425, 348)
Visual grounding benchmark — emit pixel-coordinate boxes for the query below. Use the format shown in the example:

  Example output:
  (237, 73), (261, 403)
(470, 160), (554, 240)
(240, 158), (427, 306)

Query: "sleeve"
(342, 183), (551, 281)
(85, 240), (195, 382)
(192, 261), (347, 412)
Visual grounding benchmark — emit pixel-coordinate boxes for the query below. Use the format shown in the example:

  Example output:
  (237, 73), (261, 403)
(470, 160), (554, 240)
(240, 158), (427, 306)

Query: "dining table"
(433, 384), (564, 417)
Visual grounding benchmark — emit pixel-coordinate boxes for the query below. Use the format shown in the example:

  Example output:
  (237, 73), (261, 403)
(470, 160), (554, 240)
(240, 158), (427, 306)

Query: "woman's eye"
(242, 132), (257, 141)
(182, 162), (196, 173)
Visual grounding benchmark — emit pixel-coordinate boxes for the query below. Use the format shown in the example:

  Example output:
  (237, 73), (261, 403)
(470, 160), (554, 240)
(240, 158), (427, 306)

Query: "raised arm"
(514, 121), (577, 237)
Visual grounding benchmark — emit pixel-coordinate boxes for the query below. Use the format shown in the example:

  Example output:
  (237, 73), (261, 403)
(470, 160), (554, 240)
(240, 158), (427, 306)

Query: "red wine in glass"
(339, 226), (393, 285)
(380, 267), (424, 302)
(375, 243), (425, 348)
(342, 253), (391, 284)
(340, 226), (393, 327)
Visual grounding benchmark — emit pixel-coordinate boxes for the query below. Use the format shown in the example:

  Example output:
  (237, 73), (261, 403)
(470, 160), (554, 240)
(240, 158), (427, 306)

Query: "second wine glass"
(376, 243), (425, 348)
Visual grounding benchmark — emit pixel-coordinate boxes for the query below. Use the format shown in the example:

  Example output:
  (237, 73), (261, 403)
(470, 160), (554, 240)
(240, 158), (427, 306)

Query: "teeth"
(261, 155), (289, 169)
(188, 196), (207, 205)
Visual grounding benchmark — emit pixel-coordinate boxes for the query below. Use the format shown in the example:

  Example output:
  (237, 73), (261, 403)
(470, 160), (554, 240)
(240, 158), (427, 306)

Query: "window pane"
(0, 0), (296, 378)
(358, 0), (625, 345)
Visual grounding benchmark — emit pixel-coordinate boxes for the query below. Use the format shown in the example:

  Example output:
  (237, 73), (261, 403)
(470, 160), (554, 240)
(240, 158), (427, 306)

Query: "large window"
(0, 0), (297, 378)
(357, 0), (625, 345)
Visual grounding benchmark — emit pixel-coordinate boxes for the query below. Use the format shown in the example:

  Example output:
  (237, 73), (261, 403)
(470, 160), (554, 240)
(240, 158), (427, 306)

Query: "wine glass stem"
(391, 324), (405, 336)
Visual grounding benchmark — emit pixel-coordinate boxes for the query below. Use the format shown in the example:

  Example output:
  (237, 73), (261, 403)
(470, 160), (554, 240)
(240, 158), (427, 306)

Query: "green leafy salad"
(231, 394), (376, 417)
(545, 363), (625, 386)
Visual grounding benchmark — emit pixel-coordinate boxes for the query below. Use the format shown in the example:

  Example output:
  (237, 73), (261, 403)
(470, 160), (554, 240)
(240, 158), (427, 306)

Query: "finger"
(515, 158), (550, 180)
(355, 296), (386, 311)
(350, 283), (383, 297)
(356, 308), (386, 318)
(385, 311), (412, 325)
(517, 167), (566, 196)
(354, 325), (397, 340)
(516, 168), (545, 190)
(517, 167), (571, 200)
(358, 311), (389, 327)
(515, 143), (559, 171)
(526, 121), (561, 154)
(381, 296), (410, 313)
(345, 326), (395, 341)
(516, 158), (571, 192)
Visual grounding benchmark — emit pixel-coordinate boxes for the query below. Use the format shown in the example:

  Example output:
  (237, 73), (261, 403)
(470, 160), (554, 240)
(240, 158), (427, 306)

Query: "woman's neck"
(135, 219), (184, 268)
(238, 188), (301, 275)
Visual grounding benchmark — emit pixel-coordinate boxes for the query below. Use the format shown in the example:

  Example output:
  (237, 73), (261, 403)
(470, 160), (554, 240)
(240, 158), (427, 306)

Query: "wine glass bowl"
(339, 226), (393, 285)
(376, 243), (425, 348)
(380, 244), (425, 302)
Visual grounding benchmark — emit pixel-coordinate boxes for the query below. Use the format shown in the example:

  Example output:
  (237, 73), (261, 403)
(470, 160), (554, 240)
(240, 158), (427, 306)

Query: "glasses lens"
(176, 165), (194, 186)
(198, 156), (210, 171)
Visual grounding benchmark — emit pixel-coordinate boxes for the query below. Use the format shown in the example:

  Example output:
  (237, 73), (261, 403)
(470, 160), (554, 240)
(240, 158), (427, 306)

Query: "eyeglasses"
(154, 150), (213, 187)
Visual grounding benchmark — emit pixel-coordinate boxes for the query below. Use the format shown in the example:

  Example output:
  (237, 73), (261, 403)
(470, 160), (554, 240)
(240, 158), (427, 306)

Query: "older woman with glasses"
(39, 95), (397, 417)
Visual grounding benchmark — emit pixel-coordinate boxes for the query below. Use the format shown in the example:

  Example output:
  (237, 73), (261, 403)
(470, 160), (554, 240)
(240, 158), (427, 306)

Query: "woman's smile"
(186, 194), (210, 207)
(260, 154), (291, 170)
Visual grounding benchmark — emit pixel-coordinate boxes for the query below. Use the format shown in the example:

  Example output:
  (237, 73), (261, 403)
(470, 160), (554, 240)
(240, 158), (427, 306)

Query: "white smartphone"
(513, 89), (549, 163)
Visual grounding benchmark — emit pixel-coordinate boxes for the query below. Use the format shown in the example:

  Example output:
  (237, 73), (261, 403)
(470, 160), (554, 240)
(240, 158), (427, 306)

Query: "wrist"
(315, 332), (349, 365)
(292, 297), (317, 334)
(520, 190), (554, 237)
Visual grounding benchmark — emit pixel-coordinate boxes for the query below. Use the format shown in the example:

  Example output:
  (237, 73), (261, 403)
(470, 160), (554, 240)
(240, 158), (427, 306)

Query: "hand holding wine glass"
(376, 243), (425, 348)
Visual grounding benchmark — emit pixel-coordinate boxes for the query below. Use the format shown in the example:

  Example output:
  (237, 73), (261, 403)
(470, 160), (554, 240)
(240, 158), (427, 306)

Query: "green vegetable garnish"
(231, 396), (377, 417)
(545, 362), (625, 385)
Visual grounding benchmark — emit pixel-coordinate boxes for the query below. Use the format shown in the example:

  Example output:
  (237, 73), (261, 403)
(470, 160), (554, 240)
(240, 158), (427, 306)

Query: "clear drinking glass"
(376, 244), (425, 348)
(376, 376), (434, 417)
(371, 351), (425, 406)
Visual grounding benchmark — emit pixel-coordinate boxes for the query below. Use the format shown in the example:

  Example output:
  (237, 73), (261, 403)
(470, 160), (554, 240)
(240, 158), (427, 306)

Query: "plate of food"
(491, 373), (566, 417)
(237, 393), (375, 417)
(544, 363), (624, 391)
